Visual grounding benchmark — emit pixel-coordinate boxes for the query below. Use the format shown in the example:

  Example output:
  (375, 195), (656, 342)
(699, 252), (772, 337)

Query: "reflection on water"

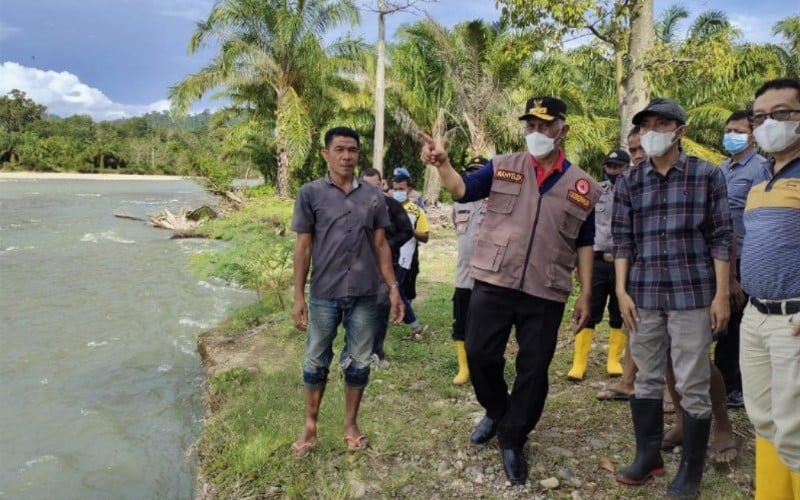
(0, 179), (256, 499)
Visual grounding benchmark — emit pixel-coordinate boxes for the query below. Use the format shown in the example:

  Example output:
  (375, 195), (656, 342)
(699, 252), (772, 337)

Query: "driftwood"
(116, 205), (218, 238)
(149, 206), (218, 238)
(114, 212), (147, 222)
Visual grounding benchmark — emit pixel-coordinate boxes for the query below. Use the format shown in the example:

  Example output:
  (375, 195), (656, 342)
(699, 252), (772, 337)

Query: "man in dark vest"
(419, 96), (599, 485)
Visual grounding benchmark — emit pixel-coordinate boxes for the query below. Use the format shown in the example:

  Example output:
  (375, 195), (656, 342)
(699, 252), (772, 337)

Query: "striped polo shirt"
(740, 157), (800, 300)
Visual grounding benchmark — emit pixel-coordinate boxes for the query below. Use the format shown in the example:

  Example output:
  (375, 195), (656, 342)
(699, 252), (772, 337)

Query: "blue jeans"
(303, 295), (376, 390)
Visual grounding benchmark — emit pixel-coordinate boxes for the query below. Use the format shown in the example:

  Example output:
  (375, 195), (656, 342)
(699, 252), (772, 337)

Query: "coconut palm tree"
(771, 15), (800, 78)
(169, 0), (361, 197)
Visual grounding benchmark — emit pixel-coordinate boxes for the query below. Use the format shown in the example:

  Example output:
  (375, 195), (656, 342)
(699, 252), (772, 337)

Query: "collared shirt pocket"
(487, 181), (522, 214)
(471, 234), (510, 272)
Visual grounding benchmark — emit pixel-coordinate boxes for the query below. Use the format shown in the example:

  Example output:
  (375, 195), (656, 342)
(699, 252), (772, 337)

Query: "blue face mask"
(722, 132), (750, 154)
(604, 172), (619, 184)
(392, 191), (408, 203)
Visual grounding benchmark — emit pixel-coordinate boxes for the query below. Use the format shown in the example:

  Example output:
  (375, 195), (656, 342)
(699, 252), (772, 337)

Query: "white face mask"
(753, 118), (800, 153)
(640, 129), (677, 157)
(525, 132), (557, 158)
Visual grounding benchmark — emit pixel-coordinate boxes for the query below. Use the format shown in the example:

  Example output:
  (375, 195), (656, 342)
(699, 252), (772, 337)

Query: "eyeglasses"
(750, 109), (800, 127)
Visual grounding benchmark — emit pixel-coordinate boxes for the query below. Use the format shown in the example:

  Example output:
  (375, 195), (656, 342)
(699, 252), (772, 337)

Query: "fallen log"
(114, 212), (148, 222)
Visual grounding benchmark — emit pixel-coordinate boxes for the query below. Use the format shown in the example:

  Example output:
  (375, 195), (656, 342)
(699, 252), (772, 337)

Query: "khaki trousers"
(741, 301), (800, 472)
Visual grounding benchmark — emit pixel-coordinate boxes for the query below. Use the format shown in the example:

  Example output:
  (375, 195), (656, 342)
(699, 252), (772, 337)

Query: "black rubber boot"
(615, 398), (666, 485)
(667, 414), (711, 499)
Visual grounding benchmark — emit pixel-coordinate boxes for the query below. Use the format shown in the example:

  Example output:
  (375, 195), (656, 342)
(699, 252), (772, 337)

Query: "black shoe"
(501, 447), (528, 485)
(470, 415), (498, 444)
(726, 390), (744, 409)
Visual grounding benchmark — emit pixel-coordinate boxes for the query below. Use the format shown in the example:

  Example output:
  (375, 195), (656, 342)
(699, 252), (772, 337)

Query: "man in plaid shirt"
(612, 98), (732, 499)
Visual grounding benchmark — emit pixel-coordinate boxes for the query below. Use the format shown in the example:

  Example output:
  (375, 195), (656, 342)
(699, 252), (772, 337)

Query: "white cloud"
(153, 0), (215, 21)
(0, 62), (171, 120)
(0, 21), (22, 40)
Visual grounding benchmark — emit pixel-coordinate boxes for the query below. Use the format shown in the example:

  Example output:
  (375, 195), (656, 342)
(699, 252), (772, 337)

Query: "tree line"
(2, 1), (798, 200)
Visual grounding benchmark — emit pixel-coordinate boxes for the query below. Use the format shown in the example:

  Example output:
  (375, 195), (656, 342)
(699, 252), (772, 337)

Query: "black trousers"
(588, 254), (622, 329)
(452, 287), (472, 341)
(465, 280), (565, 449)
(714, 259), (744, 393)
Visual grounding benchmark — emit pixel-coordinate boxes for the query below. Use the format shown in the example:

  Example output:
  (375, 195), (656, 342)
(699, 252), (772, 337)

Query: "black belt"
(749, 297), (800, 315)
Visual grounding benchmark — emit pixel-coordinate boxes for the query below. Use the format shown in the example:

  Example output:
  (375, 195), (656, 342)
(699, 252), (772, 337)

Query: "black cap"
(632, 98), (688, 125)
(465, 156), (489, 171)
(603, 149), (631, 166)
(519, 96), (567, 122)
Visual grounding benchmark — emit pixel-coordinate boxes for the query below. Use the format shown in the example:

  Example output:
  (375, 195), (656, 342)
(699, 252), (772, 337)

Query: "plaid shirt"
(613, 152), (732, 310)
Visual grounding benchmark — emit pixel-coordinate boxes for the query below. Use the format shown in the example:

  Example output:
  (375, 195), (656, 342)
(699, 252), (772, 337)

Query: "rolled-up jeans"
(373, 284), (390, 359)
(303, 295), (376, 390)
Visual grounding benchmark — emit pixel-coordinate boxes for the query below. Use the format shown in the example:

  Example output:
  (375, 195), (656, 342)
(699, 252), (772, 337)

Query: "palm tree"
(170, 0), (361, 197)
(771, 15), (800, 77)
(650, 7), (786, 161)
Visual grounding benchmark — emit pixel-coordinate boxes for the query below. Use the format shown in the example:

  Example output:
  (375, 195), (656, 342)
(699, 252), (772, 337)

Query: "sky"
(0, 0), (796, 121)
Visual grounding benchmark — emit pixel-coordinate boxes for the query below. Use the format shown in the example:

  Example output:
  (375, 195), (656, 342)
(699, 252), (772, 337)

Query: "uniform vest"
(470, 151), (601, 302)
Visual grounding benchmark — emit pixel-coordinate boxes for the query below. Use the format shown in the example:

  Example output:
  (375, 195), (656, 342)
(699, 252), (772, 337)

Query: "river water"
(0, 178), (256, 499)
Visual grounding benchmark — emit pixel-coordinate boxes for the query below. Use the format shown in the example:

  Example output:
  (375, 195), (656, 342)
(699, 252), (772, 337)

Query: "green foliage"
(192, 196), (296, 308)
(0, 89), (46, 133)
(0, 89), (239, 181)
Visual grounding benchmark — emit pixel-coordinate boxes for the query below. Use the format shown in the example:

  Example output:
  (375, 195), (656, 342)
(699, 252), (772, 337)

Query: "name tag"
(567, 189), (591, 210)
(494, 169), (524, 184)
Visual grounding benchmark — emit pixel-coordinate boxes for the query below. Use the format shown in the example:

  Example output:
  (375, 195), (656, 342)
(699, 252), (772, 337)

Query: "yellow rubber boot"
(793, 471), (800, 499)
(607, 328), (627, 376)
(453, 341), (470, 385)
(755, 436), (797, 500)
(567, 328), (594, 381)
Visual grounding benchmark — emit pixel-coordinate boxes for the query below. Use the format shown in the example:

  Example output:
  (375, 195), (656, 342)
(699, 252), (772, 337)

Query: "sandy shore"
(0, 171), (189, 181)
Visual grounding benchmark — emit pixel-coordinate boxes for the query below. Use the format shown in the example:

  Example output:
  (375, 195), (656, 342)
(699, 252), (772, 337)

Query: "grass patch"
(197, 211), (755, 499)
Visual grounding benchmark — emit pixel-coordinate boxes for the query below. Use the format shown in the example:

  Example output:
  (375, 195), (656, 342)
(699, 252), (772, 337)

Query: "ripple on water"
(178, 317), (209, 329)
(80, 231), (135, 244)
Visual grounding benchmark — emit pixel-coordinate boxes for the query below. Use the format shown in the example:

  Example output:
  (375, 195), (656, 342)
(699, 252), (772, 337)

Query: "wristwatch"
(389, 281), (400, 289)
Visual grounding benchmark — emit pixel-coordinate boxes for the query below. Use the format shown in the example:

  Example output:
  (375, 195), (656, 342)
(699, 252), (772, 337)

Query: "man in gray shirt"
(290, 127), (403, 456)
(715, 109), (771, 409)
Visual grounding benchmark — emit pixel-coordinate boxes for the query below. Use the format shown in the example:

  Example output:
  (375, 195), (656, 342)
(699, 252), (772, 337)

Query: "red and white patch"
(575, 178), (591, 195)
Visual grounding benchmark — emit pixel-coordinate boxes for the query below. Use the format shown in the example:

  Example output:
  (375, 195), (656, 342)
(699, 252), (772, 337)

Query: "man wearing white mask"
(716, 110), (771, 409)
(740, 78), (800, 499)
(418, 96), (599, 485)
(613, 98), (732, 499)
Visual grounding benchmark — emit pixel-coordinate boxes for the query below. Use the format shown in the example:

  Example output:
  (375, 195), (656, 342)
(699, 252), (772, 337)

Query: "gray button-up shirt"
(291, 175), (391, 299)
(593, 180), (615, 252)
(719, 149), (770, 257)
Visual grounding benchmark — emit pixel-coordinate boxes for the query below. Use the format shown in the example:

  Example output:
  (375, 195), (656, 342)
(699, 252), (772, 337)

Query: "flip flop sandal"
(344, 434), (369, 452)
(596, 388), (633, 401)
(710, 438), (741, 466)
(661, 436), (682, 451)
(291, 438), (318, 458)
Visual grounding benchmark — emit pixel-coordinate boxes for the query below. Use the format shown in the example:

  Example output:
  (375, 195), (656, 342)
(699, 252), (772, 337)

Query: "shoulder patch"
(494, 169), (524, 184)
(567, 189), (592, 210)
(575, 178), (591, 195)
